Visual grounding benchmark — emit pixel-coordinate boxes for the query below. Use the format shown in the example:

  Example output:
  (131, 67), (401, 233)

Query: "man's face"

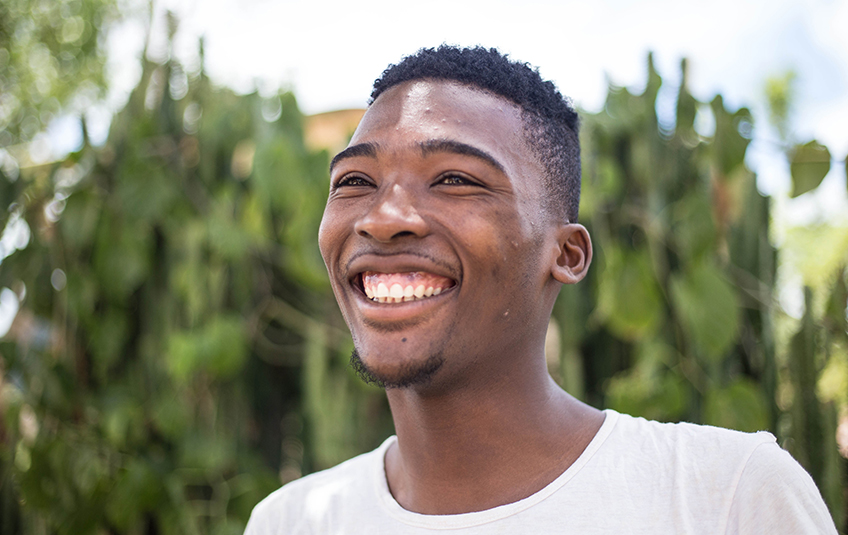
(319, 80), (563, 390)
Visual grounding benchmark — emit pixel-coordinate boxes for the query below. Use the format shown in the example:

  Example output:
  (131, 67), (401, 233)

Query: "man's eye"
(335, 175), (373, 188)
(437, 174), (475, 186)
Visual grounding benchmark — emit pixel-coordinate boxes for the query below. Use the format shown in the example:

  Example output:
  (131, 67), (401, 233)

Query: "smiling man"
(245, 46), (836, 534)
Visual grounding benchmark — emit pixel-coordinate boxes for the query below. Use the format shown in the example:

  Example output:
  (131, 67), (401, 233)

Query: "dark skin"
(319, 80), (604, 515)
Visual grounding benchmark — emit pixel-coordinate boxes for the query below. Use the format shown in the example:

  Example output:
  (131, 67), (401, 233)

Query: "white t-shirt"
(245, 410), (837, 534)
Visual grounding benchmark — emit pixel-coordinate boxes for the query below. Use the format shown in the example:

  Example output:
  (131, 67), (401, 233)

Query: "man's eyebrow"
(329, 142), (379, 173)
(419, 139), (505, 174)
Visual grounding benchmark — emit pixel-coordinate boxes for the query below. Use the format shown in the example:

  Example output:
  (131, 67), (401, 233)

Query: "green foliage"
(604, 340), (687, 422)
(0, 34), (391, 531)
(764, 70), (796, 142)
(166, 315), (248, 382)
(763, 64), (848, 524)
(790, 140), (832, 198)
(595, 245), (664, 339)
(0, 0), (117, 148)
(669, 261), (740, 362)
(557, 54), (777, 434)
(554, 54), (847, 525)
(553, 54), (848, 527)
(703, 377), (769, 432)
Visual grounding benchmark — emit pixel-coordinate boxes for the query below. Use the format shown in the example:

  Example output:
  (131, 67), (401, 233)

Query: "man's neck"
(383, 370), (604, 515)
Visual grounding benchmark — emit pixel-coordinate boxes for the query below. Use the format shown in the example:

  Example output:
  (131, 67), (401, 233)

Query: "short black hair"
(370, 45), (581, 222)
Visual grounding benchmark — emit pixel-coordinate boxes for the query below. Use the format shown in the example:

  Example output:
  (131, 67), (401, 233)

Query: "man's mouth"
(360, 271), (455, 303)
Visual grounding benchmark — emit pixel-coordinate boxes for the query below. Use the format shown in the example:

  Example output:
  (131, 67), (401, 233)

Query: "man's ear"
(550, 224), (592, 285)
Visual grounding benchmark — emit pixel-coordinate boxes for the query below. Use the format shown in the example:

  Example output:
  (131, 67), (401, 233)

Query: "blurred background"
(1, 0), (847, 533)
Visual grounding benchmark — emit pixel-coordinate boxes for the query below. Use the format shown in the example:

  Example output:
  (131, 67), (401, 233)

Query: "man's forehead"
(353, 79), (523, 139)
(338, 79), (530, 172)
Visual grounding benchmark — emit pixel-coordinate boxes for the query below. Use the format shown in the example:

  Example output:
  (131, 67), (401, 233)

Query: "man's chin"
(349, 348), (444, 389)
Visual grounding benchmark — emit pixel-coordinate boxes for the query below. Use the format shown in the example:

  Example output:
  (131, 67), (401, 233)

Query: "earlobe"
(551, 224), (592, 285)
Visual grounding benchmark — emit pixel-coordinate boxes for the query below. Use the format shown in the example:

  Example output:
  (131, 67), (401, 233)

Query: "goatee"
(349, 348), (444, 389)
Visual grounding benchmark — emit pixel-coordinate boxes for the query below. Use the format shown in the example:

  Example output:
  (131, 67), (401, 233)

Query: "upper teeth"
(365, 283), (443, 303)
(361, 271), (452, 303)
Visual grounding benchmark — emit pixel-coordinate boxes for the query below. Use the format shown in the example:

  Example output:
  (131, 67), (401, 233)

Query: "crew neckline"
(372, 408), (620, 529)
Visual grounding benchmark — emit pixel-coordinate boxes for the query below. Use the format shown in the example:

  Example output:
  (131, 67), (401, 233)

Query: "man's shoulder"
(245, 437), (393, 534)
(608, 409), (777, 459)
(580, 411), (837, 533)
(598, 410), (783, 497)
(257, 447), (374, 507)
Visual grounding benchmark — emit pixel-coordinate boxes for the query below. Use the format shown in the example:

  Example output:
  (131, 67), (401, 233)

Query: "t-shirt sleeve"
(243, 486), (298, 535)
(244, 496), (278, 535)
(724, 441), (838, 535)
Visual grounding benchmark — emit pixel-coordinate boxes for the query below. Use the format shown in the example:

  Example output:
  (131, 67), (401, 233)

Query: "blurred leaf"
(790, 140), (831, 197)
(764, 71), (796, 142)
(818, 344), (848, 405)
(629, 135), (654, 188)
(167, 315), (247, 382)
(105, 458), (162, 530)
(676, 59), (697, 138)
(644, 53), (662, 110)
(252, 138), (303, 211)
(670, 262), (740, 361)
(66, 267), (97, 317)
(239, 192), (270, 243)
(726, 167), (772, 282)
(577, 152), (624, 220)
(788, 288), (825, 485)
(606, 367), (687, 422)
(102, 392), (146, 448)
(71, 447), (108, 497)
(59, 189), (102, 250)
(824, 267), (848, 337)
(88, 308), (128, 381)
(710, 96), (751, 176)
(92, 217), (152, 302)
(178, 432), (234, 472)
(151, 391), (191, 440)
(703, 378), (769, 432)
(207, 195), (251, 260)
(782, 225), (848, 290)
(672, 193), (716, 262)
(604, 339), (685, 421)
(595, 246), (664, 340)
(116, 164), (179, 223)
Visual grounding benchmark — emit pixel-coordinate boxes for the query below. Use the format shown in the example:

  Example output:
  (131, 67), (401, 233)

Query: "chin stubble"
(349, 348), (445, 389)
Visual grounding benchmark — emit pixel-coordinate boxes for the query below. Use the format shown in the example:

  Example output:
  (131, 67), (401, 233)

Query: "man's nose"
(354, 183), (429, 243)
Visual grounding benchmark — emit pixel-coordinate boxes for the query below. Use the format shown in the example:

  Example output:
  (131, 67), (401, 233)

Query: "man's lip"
(345, 253), (460, 288)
